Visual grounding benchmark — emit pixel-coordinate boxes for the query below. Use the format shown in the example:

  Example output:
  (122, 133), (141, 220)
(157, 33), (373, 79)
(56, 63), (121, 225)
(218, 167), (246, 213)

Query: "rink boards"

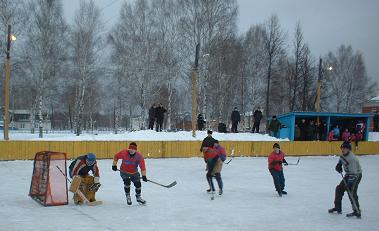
(0, 141), (378, 160)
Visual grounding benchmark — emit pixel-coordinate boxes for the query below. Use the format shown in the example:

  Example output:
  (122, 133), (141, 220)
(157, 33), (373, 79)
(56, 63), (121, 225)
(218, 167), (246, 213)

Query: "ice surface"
(1, 156), (378, 231)
(1, 130), (287, 141)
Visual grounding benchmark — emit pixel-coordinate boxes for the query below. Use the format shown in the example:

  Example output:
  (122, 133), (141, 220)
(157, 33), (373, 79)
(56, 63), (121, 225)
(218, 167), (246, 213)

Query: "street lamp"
(3, 25), (16, 140)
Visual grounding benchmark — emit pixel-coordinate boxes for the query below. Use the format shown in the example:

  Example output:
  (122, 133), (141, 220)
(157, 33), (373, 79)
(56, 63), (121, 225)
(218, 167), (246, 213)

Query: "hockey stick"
(116, 170), (177, 188)
(148, 179), (177, 188)
(56, 166), (102, 206)
(224, 149), (235, 165)
(340, 173), (360, 213)
(286, 157), (300, 166)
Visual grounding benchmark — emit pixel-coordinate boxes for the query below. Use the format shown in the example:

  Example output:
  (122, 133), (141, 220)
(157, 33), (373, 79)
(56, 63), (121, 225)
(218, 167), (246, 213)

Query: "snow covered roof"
(370, 96), (379, 101)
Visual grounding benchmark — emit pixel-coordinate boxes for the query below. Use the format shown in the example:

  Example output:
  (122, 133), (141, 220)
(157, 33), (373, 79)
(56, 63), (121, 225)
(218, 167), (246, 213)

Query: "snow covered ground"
(1, 130), (287, 141)
(1, 156), (378, 231)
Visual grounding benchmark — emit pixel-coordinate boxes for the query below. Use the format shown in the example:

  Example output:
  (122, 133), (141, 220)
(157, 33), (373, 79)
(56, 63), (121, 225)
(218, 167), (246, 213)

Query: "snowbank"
(2, 130), (288, 141)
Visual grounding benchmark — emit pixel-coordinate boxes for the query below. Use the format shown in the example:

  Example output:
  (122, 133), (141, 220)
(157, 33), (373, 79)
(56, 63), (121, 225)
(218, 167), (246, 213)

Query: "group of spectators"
(148, 103), (167, 132)
(293, 119), (365, 145)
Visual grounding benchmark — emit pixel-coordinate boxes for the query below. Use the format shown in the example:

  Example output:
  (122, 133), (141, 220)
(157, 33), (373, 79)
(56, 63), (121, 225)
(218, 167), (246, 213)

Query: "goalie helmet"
(86, 153), (96, 166)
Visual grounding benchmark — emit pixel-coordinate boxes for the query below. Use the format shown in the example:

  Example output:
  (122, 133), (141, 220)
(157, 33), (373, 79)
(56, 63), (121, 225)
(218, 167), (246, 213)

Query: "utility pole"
(316, 58), (322, 113)
(4, 25), (14, 141)
(191, 43), (200, 137)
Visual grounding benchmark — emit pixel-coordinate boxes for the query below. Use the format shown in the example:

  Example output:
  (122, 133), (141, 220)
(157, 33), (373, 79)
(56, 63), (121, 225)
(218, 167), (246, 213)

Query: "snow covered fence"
(0, 140), (378, 160)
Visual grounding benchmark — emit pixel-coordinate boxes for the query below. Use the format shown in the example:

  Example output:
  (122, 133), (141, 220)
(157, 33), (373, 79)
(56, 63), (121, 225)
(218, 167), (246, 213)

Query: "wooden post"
(4, 25), (12, 141)
(191, 43), (200, 137)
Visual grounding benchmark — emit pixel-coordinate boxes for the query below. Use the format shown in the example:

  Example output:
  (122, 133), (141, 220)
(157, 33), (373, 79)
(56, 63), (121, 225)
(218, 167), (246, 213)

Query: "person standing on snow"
(155, 103), (166, 132)
(197, 113), (206, 131)
(112, 142), (148, 205)
(329, 141), (362, 218)
(148, 103), (157, 130)
(268, 143), (288, 197)
(268, 116), (281, 138)
(69, 153), (101, 204)
(230, 107), (241, 133)
(252, 107), (263, 133)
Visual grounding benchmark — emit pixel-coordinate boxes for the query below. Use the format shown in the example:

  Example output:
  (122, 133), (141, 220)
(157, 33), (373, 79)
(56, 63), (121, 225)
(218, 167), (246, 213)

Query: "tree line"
(0, 0), (376, 136)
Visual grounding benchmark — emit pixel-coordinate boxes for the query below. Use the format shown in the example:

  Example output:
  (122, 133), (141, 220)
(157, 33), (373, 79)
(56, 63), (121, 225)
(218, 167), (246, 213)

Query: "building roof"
(277, 111), (372, 119)
(370, 96), (379, 101)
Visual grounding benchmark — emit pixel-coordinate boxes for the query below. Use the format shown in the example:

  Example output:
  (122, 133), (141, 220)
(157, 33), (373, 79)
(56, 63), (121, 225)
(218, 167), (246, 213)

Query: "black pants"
(270, 170), (285, 192)
(156, 120), (163, 132)
(252, 121), (260, 133)
(148, 119), (155, 130)
(121, 172), (142, 196)
(231, 121), (238, 133)
(334, 174), (362, 212)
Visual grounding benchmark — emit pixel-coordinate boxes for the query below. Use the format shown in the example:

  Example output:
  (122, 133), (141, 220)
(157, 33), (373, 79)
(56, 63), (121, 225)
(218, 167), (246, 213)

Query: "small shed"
(275, 112), (371, 141)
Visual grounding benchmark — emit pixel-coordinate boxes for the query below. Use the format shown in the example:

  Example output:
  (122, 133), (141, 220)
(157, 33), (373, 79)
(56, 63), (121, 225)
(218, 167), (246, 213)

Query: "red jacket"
(268, 151), (285, 171)
(114, 150), (146, 174)
(342, 131), (351, 141)
(203, 147), (219, 163)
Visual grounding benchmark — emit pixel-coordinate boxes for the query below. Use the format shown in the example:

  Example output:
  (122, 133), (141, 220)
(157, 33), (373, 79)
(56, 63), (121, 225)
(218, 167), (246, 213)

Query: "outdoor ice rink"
(1, 156), (378, 231)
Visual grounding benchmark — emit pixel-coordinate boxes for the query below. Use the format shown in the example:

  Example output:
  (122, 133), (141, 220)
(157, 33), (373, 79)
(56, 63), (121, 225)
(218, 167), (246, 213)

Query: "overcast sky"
(63, 0), (379, 81)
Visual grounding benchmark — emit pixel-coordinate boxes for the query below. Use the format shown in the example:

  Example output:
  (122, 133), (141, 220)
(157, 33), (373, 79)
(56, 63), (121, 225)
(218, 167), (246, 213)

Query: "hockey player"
(200, 130), (216, 152)
(329, 141), (362, 218)
(202, 139), (219, 195)
(112, 142), (147, 205)
(69, 153), (101, 204)
(268, 143), (288, 197)
(212, 140), (226, 195)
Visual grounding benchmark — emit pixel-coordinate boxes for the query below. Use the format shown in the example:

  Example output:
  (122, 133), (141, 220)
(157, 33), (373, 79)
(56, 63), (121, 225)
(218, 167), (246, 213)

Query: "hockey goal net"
(29, 151), (68, 206)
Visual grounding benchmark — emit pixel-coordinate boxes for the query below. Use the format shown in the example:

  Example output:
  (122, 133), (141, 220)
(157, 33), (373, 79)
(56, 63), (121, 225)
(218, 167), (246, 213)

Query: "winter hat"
(340, 141), (352, 150)
(273, 143), (280, 149)
(86, 153), (96, 166)
(129, 142), (138, 151)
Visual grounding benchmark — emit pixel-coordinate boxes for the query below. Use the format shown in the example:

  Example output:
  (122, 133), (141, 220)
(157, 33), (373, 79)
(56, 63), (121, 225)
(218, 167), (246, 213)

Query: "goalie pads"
(69, 176), (82, 193)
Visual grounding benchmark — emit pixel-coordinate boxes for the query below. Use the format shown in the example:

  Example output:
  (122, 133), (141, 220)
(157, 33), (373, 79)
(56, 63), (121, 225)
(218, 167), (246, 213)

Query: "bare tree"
(70, 0), (104, 136)
(263, 14), (286, 119)
(324, 45), (377, 112)
(22, 0), (67, 137)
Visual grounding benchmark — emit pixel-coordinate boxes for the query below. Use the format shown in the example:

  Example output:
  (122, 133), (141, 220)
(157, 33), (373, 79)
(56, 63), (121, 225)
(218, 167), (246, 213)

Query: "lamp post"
(4, 25), (16, 141)
(316, 58), (333, 113)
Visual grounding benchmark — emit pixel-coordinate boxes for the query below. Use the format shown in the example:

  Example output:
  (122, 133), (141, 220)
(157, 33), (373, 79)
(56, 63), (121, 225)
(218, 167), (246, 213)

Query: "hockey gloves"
(335, 162), (343, 173)
(112, 165), (118, 171)
(142, 176), (148, 182)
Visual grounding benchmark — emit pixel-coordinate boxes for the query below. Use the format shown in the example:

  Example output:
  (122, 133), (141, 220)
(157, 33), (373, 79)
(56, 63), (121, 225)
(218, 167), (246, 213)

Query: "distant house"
(362, 96), (379, 113)
(363, 96), (379, 130)
(7, 109), (51, 131)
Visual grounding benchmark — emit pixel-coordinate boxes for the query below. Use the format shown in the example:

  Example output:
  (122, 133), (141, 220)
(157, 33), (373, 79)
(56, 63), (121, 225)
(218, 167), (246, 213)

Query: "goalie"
(69, 153), (101, 204)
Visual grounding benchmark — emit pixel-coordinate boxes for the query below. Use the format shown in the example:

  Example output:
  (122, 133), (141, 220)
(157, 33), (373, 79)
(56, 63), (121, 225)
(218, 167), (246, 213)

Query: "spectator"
(197, 113), (205, 131)
(350, 131), (363, 150)
(155, 103), (166, 132)
(298, 119), (307, 141)
(342, 129), (351, 142)
(328, 130), (336, 141)
(230, 107), (241, 133)
(333, 125), (341, 140)
(268, 116), (281, 138)
(252, 107), (263, 133)
(295, 124), (301, 141)
(306, 120), (316, 141)
(148, 103), (157, 130)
